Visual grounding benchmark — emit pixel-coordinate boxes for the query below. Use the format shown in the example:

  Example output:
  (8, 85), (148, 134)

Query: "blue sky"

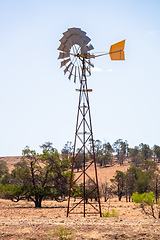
(0, 0), (160, 156)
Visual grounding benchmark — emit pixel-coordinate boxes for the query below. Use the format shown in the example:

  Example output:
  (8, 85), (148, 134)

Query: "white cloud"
(147, 30), (160, 36)
(92, 67), (102, 72)
(147, 30), (156, 35)
(107, 69), (113, 72)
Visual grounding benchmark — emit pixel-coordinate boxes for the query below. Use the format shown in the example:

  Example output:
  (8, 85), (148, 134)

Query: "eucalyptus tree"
(110, 170), (126, 201)
(152, 145), (160, 162)
(113, 139), (127, 165)
(61, 141), (73, 160)
(1, 142), (70, 207)
(139, 143), (152, 161)
(100, 142), (114, 167)
(129, 146), (141, 167)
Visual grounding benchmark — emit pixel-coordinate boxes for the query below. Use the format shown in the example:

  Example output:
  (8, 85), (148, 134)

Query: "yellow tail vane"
(109, 40), (125, 60)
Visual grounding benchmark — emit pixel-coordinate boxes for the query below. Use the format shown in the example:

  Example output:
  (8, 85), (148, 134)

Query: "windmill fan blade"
(64, 62), (72, 74)
(81, 46), (87, 54)
(71, 34), (77, 45)
(87, 43), (94, 51)
(81, 35), (91, 47)
(81, 45), (94, 54)
(75, 35), (81, 44)
(58, 40), (71, 52)
(57, 43), (65, 51)
(63, 45), (70, 53)
(58, 52), (70, 59)
(75, 34), (83, 45)
(68, 27), (81, 35)
(67, 35), (74, 46)
(109, 40), (125, 60)
(58, 42), (70, 53)
(60, 58), (70, 68)
(63, 30), (71, 38)
(78, 37), (84, 46)
(67, 28), (76, 35)
(79, 30), (86, 39)
(84, 36), (91, 44)
(60, 35), (67, 44)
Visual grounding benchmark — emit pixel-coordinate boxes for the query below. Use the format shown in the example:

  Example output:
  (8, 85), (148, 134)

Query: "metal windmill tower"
(58, 27), (125, 217)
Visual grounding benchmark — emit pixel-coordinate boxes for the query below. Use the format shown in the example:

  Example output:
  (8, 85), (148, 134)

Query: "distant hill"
(2, 156), (159, 184)
(0, 156), (21, 172)
(1, 156), (129, 184)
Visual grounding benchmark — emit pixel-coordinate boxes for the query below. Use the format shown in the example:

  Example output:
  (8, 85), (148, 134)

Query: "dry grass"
(0, 156), (160, 239)
(0, 198), (160, 239)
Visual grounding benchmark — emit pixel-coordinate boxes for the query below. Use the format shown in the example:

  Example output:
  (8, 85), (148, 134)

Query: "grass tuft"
(55, 226), (74, 240)
(102, 209), (119, 218)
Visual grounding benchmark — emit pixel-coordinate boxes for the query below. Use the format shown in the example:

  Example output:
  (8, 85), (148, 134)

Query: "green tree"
(141, 159), (157, 172)
(113, 139), (127, 165)
(135, 171), (151, 194)
(139, 143), (152, 161)
(61, 141), (73, 160)
(1, 143), (70, 207)
(148, 170), (160, 204)
(125, 164), (140, 202)
(100, 142), (114, 167)
(94, 139), (102, 165)
(110, 170), (126, 201)
(129, 146), (141, 167)
(153, 145), (160, 162)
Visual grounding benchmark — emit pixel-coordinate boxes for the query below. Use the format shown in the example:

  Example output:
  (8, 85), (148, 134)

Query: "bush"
(131, 192), (160, 219)
(55, 226), (74, 240)
(132, 192), (155, 206)
(102, 209), (119, 217)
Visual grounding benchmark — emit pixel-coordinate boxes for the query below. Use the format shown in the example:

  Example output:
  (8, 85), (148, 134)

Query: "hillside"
(0, 156), (21, 172)
(1, 156), (160, 185)
(2, 156), (130, 184)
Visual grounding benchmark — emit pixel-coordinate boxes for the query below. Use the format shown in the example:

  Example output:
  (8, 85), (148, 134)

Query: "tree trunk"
(35, 196), (42, 208)
(155, 176), (158, 204)
(129, 195), (131, 202)
(118, 191), (123, 201)
(126, 194), (128, 202)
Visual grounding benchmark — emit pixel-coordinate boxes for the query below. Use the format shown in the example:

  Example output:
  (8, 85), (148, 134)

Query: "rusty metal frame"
(67, 59), (102, 217)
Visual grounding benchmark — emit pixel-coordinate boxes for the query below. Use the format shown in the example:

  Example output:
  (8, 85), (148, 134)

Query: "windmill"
(58, 27), (125, 217)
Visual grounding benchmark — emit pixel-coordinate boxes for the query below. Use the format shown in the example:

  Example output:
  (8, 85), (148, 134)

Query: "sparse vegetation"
(102, 209), (119, 217)
(55, 226), (74, 240)
(132, 192), (160, 219)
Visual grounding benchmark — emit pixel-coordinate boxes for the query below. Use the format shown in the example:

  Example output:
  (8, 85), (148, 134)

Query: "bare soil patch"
(0, 198), (160, 239)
